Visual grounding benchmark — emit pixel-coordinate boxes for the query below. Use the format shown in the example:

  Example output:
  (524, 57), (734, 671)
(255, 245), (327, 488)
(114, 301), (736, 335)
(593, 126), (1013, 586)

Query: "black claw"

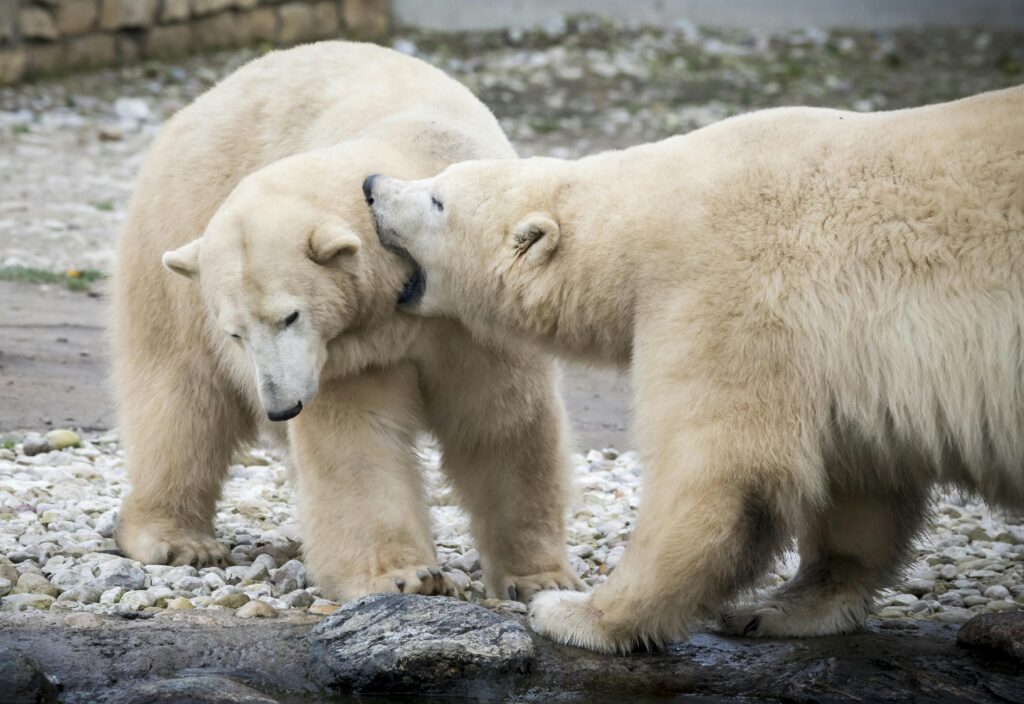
(508, 585), (519, 601)
(395, 577), (406, 592)
(741, 615), (762, 636)
(416, 569), (429, 581)
(428, 567), (441, 579)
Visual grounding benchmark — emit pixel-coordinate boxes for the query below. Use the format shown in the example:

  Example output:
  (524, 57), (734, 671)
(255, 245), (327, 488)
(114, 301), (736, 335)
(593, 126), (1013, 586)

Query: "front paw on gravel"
(503, 569), (586, 602)
(371, 565), (456, 597)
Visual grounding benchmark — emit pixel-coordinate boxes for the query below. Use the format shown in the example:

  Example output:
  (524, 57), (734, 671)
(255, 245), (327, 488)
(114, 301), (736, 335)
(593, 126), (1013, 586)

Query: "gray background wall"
(392, 0), (1024, 31)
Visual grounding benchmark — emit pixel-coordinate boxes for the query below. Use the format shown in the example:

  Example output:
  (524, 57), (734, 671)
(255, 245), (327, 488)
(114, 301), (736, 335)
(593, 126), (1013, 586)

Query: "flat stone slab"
(310, 593), (534, 694)
(1, 596), (1022, 703)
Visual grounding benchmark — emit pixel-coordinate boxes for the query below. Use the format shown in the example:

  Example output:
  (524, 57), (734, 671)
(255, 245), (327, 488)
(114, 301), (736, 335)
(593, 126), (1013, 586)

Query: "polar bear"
(112, 41), (582, 602)
(365, 85), (1024, 651)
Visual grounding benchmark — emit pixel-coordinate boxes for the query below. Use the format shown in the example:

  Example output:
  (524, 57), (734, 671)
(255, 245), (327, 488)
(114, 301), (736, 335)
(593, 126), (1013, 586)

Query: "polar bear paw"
(116, 519), (231, 567)
(368, 565), (457, 598)
(501, 568), (586, 602)
(718, 598), (868, 638)
(529, 590), (623, 653)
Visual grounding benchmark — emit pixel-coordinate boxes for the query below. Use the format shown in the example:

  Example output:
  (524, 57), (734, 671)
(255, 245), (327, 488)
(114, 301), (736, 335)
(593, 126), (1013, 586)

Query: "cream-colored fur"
(367, 86), (1024, 650)
(112, 41), (582, 602)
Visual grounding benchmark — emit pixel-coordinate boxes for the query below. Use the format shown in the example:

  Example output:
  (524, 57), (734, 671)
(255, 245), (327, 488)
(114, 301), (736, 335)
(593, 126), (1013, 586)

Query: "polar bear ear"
(309, 225), (361, 265)
(162, 239), (201, 280)
(511, 212), (560, 265)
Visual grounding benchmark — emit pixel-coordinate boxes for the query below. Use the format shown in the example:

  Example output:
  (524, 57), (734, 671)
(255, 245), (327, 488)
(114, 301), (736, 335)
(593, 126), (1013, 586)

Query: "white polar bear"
(112, 41), (582, 602)
(365, 85), (1024, 651)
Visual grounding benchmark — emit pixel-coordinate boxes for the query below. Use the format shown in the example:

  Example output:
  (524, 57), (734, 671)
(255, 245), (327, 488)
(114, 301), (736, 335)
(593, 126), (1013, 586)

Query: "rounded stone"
(119, 590), (156, 610)
(1, 593), (55, 611)
(984, 585), (1011, 600)
(44, 429), (81, 450)
(212, 592), (250, 609)
(236, 599), (277, 619)
(14, 572), (59, 597)
(308, 599), (339, 616)
(64, 612), (104, 628)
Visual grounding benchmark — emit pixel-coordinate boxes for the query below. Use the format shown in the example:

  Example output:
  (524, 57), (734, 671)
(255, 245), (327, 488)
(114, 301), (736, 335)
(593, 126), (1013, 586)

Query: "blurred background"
(1, 0), (1023, 444)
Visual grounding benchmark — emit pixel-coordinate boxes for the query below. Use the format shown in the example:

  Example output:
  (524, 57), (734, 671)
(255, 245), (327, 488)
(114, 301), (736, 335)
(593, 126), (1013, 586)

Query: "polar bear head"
(163, 155), (401, 422)
(364, 157), (569, 326)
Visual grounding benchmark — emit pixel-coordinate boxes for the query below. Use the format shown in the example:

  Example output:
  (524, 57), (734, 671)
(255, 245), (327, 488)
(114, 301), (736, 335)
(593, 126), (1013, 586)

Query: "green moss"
(0, 266), (106, 292)
(528, 117), (561, 134)
(997, 54), (1022, 75)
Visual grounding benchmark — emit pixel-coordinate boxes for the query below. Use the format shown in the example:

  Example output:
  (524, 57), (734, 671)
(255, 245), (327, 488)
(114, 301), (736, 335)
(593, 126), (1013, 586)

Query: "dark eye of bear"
(431, 197), (444, 212)
(284, 311), (299, 327)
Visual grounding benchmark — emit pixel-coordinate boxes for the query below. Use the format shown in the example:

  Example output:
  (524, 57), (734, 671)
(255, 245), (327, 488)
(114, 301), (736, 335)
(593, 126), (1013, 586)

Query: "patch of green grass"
(91, 201), (115, 212)
(527, 116), (561, 134)
(0, 266), (106, 292)
(783, 58), (806, 78)
(1, 440), (14, 451)
(997, 54), (1022, 75)
(12, 124), (29, 135)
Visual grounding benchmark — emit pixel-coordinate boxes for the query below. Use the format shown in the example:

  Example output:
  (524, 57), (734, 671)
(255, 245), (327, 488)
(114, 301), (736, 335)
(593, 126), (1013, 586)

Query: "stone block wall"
(0, 0), (390, 84)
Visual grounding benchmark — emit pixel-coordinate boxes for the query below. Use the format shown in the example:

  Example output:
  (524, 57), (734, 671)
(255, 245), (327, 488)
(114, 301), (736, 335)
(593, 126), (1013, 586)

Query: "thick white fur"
(111, 42), (582, 601)
(368, 86), (1024, 650)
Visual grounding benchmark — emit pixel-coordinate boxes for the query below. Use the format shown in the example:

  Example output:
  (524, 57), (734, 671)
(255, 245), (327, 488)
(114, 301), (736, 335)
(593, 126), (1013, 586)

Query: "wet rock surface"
(309, 594), (534, 695)
(959, 610), (1024, 662)
(106, 675), (282, 704)
(2, 596), (1023, 703)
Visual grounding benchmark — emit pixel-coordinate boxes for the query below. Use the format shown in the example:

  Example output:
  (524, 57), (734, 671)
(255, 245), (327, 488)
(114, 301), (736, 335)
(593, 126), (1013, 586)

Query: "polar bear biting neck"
(366, 85), (1024, 652)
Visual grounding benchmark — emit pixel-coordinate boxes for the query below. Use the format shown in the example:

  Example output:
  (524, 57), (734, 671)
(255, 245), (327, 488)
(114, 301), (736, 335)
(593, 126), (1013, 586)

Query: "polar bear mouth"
(384, 243), (424, 306)
(397, 259), (425, 306)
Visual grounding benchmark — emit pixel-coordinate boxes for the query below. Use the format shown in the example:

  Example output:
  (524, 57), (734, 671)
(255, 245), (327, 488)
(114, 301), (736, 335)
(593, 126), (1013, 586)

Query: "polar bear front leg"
(528, 399), (815, 652)
(289, 365), (451, 602)
(116, 353), (252, 567)
(417, 326), (583, 601)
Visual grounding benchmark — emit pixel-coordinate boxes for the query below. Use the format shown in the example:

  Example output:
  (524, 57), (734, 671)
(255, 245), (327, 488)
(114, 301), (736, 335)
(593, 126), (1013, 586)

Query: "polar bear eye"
(431, 196), (444, 212)
(283, 311), (299, 327)
(229, 333), (241, 341)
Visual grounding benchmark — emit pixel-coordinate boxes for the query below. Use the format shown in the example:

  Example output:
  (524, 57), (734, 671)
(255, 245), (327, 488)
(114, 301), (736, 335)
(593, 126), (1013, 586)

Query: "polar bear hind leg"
(719, 485), (929, 637)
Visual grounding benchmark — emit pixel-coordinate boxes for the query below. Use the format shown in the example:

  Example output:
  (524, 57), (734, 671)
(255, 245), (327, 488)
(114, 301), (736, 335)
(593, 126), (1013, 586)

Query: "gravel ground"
(1, 19), (1022, 624)
(1, 431), (1021, 623)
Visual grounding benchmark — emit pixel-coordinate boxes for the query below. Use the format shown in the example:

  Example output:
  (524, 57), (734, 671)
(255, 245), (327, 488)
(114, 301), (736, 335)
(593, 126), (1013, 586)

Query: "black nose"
(267, 401), (302, 422)
(362, 174), (378, 204)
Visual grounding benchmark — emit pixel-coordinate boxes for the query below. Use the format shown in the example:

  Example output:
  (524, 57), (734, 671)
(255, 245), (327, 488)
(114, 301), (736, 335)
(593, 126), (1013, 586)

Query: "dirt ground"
(0, 280), (632, 448)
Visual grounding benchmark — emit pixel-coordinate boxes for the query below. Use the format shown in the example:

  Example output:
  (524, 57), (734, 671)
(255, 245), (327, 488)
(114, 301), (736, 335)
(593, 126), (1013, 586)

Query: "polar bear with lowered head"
(113, 41), (582, 601)
(366, 85), (1024, 650)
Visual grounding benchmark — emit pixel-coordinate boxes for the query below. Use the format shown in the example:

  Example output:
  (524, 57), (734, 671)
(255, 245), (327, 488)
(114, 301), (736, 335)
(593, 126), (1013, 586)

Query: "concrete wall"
(392, 0), (1024, 31)
(0, 0), (389, 84)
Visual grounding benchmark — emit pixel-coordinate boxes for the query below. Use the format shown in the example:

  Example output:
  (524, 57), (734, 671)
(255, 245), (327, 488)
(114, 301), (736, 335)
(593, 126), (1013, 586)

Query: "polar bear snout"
(362, 174), (378, 204)
(266, 401), (303, 422)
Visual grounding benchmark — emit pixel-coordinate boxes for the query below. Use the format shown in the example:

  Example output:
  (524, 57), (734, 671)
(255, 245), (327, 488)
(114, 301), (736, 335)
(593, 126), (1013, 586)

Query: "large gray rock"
(959, 611), (1024, 661)
(309, 593), (534, 695)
